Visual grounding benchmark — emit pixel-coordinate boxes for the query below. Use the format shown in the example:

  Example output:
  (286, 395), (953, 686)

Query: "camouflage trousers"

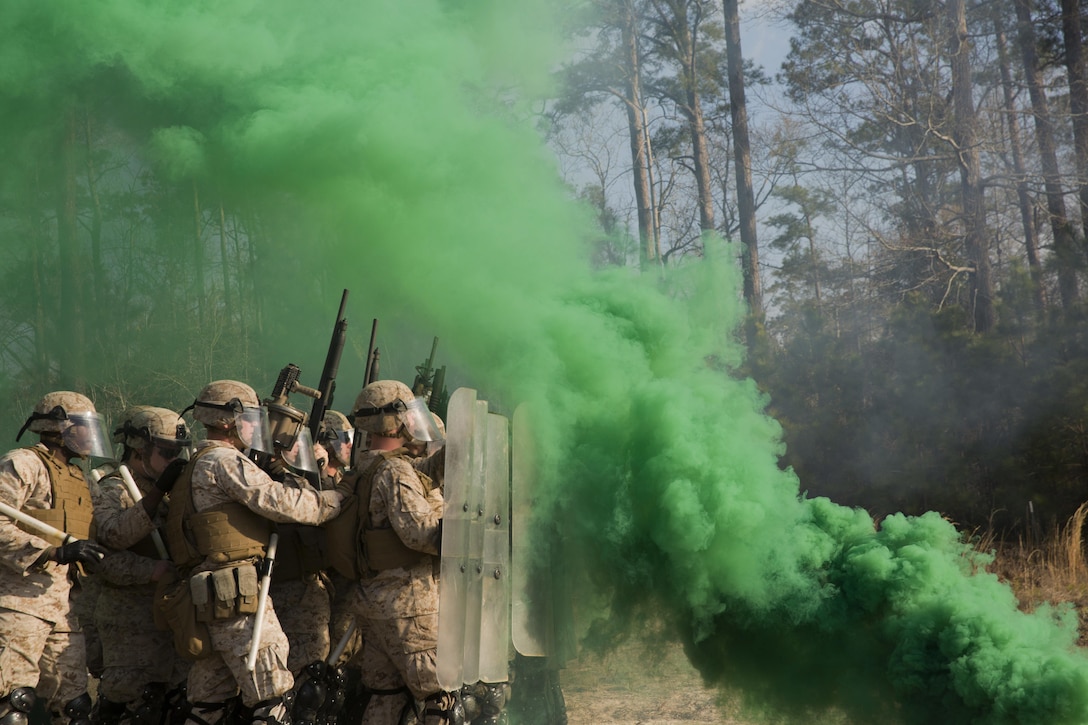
(268, 575), (330, 677)
(186, 598), (292, 717)
(98, 622), (185, 703)
(0, 607), (87, 722)
(97, 584), (187, 703)
(358, 613), (446, 725)
(326, 572), (362, 669)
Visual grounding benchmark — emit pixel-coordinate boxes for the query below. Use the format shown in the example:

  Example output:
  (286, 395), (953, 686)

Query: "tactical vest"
(17, 446), (95, 542)
(164, 446), (271, 571)
(326, 449), (437, 580)
(99, 471), (162, 560)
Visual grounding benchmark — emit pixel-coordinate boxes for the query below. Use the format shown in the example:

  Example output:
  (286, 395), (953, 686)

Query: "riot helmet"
(113, 406), (192, 462)
(16, 391), (112, 459)
(279, 425), (320, 475)
(317, 410), (354, 468)
(352, 380), (445, 443)
(187, 380), (273, 454)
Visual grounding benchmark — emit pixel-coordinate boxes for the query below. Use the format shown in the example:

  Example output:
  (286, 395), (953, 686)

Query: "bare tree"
(722, 0), (764, 326)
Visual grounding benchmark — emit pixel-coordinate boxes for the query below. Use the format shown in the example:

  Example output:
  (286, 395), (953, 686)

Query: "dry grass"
(981, 503), (1088, 641)
(558, 510), (1088, 725)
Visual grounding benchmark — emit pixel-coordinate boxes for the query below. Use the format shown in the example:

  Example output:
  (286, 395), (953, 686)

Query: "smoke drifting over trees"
(5, 0), (1088, 723)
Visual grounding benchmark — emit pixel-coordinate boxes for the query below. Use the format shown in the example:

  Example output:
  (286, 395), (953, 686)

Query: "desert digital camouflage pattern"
(351, 449), (447, 724)
(0, 444), (91, 720)
(93, 468), (185, 703)
(0, 446), (81, 617)
(183, 440), (342, 713)
(268, 575), (332, 675)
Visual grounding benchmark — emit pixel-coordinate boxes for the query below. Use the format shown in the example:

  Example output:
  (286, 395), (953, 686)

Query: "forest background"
(2, 0), (1088, 543)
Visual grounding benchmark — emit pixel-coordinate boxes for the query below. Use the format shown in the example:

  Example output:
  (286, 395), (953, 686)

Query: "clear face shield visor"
(279, 426), (320, 474)
(149, 432), (193, 462)
(62, 412), (114, 459)
(322, 428), (354, 467)
(403, 397), (445, 445)
(235, 406), (274, 455)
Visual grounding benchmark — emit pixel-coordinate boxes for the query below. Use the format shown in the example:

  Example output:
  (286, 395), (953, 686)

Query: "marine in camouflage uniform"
(316, 411), (363, 670)
(349, 381), (457, 725)
(0, 392), (110, 725)
(164, 381), (346, 725)
(92, 407), (193, 725)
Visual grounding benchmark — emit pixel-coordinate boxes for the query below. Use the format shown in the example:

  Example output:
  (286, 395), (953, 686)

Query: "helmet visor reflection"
(235, 406), (273, 454)
(403, 398), (444, 443)
(62, 412), (113, 459)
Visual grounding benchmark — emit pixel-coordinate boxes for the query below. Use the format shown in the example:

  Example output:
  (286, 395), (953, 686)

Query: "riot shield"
(437, 388), (512, 689)
(511, 405), (576, 665)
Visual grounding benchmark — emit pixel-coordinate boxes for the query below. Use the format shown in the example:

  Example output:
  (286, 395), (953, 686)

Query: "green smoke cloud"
(2, 1), (1088, 723)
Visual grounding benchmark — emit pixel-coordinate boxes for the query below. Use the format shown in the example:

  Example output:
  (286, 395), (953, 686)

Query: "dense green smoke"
(2, 2), (1088, 723)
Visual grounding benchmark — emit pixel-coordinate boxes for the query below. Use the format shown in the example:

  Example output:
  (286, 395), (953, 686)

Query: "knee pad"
(91, 698), (128, 725)
(0, 688), (38, 725)
(63, 693), (94, 725)
(131, 683), (168, 725)
(162, 685), (189, 725)
(289, 665), (327, 725)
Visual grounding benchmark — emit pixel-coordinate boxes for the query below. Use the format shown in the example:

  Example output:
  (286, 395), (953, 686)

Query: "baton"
(0, 500), (77, 545)
(326, 619), (358, 666)
(246, 532), (279, 671)
(117, 465), (170, 559)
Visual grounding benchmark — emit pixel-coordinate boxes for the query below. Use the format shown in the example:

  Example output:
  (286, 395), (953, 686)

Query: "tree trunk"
(619, 0), (659, 268)
(219, 202), (233, 320)
(57, 106), (86, 387)
(723, 0), (763, 324)
(994, 15), (1046, 313)
(1014, 0), (1079, 309)
(949, 0), (995, 332)
(192, 181), (205, 324)
(1060, 0), (1088, 253)
(657, 0), (715, 232)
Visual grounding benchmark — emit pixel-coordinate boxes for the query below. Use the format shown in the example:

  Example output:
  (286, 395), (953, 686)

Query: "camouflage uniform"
(266, 471), (332, 676)
(178, 440), (342, 721)
(0, 444), (91, 723)
(93, 466), (187, 708)
(351, 450), (446, 725)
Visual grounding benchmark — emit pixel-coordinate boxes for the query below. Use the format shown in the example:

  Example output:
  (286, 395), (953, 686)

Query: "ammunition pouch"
(153, 576), (212, 662)
(190, 564), (261, 622)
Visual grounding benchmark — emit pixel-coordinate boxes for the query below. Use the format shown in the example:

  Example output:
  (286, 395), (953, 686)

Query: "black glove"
(260, 454), (289, 482)
(155, 458), (188, 493)
(53, 539), (108, 569)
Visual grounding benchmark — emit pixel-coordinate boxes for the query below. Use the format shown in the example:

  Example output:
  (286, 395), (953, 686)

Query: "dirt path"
(560, 639), (746, 724)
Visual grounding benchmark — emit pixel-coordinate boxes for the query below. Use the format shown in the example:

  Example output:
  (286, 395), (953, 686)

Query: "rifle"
(412, 337), (439, 400)
(350, 319), (380, 467)
(363, 318), (379, 386)
(309, 289), (349, 440)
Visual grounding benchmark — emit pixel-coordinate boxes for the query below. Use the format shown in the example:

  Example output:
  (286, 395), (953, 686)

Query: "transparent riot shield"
(437, 388), (513, 689)
(511, 404), (576, 664)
